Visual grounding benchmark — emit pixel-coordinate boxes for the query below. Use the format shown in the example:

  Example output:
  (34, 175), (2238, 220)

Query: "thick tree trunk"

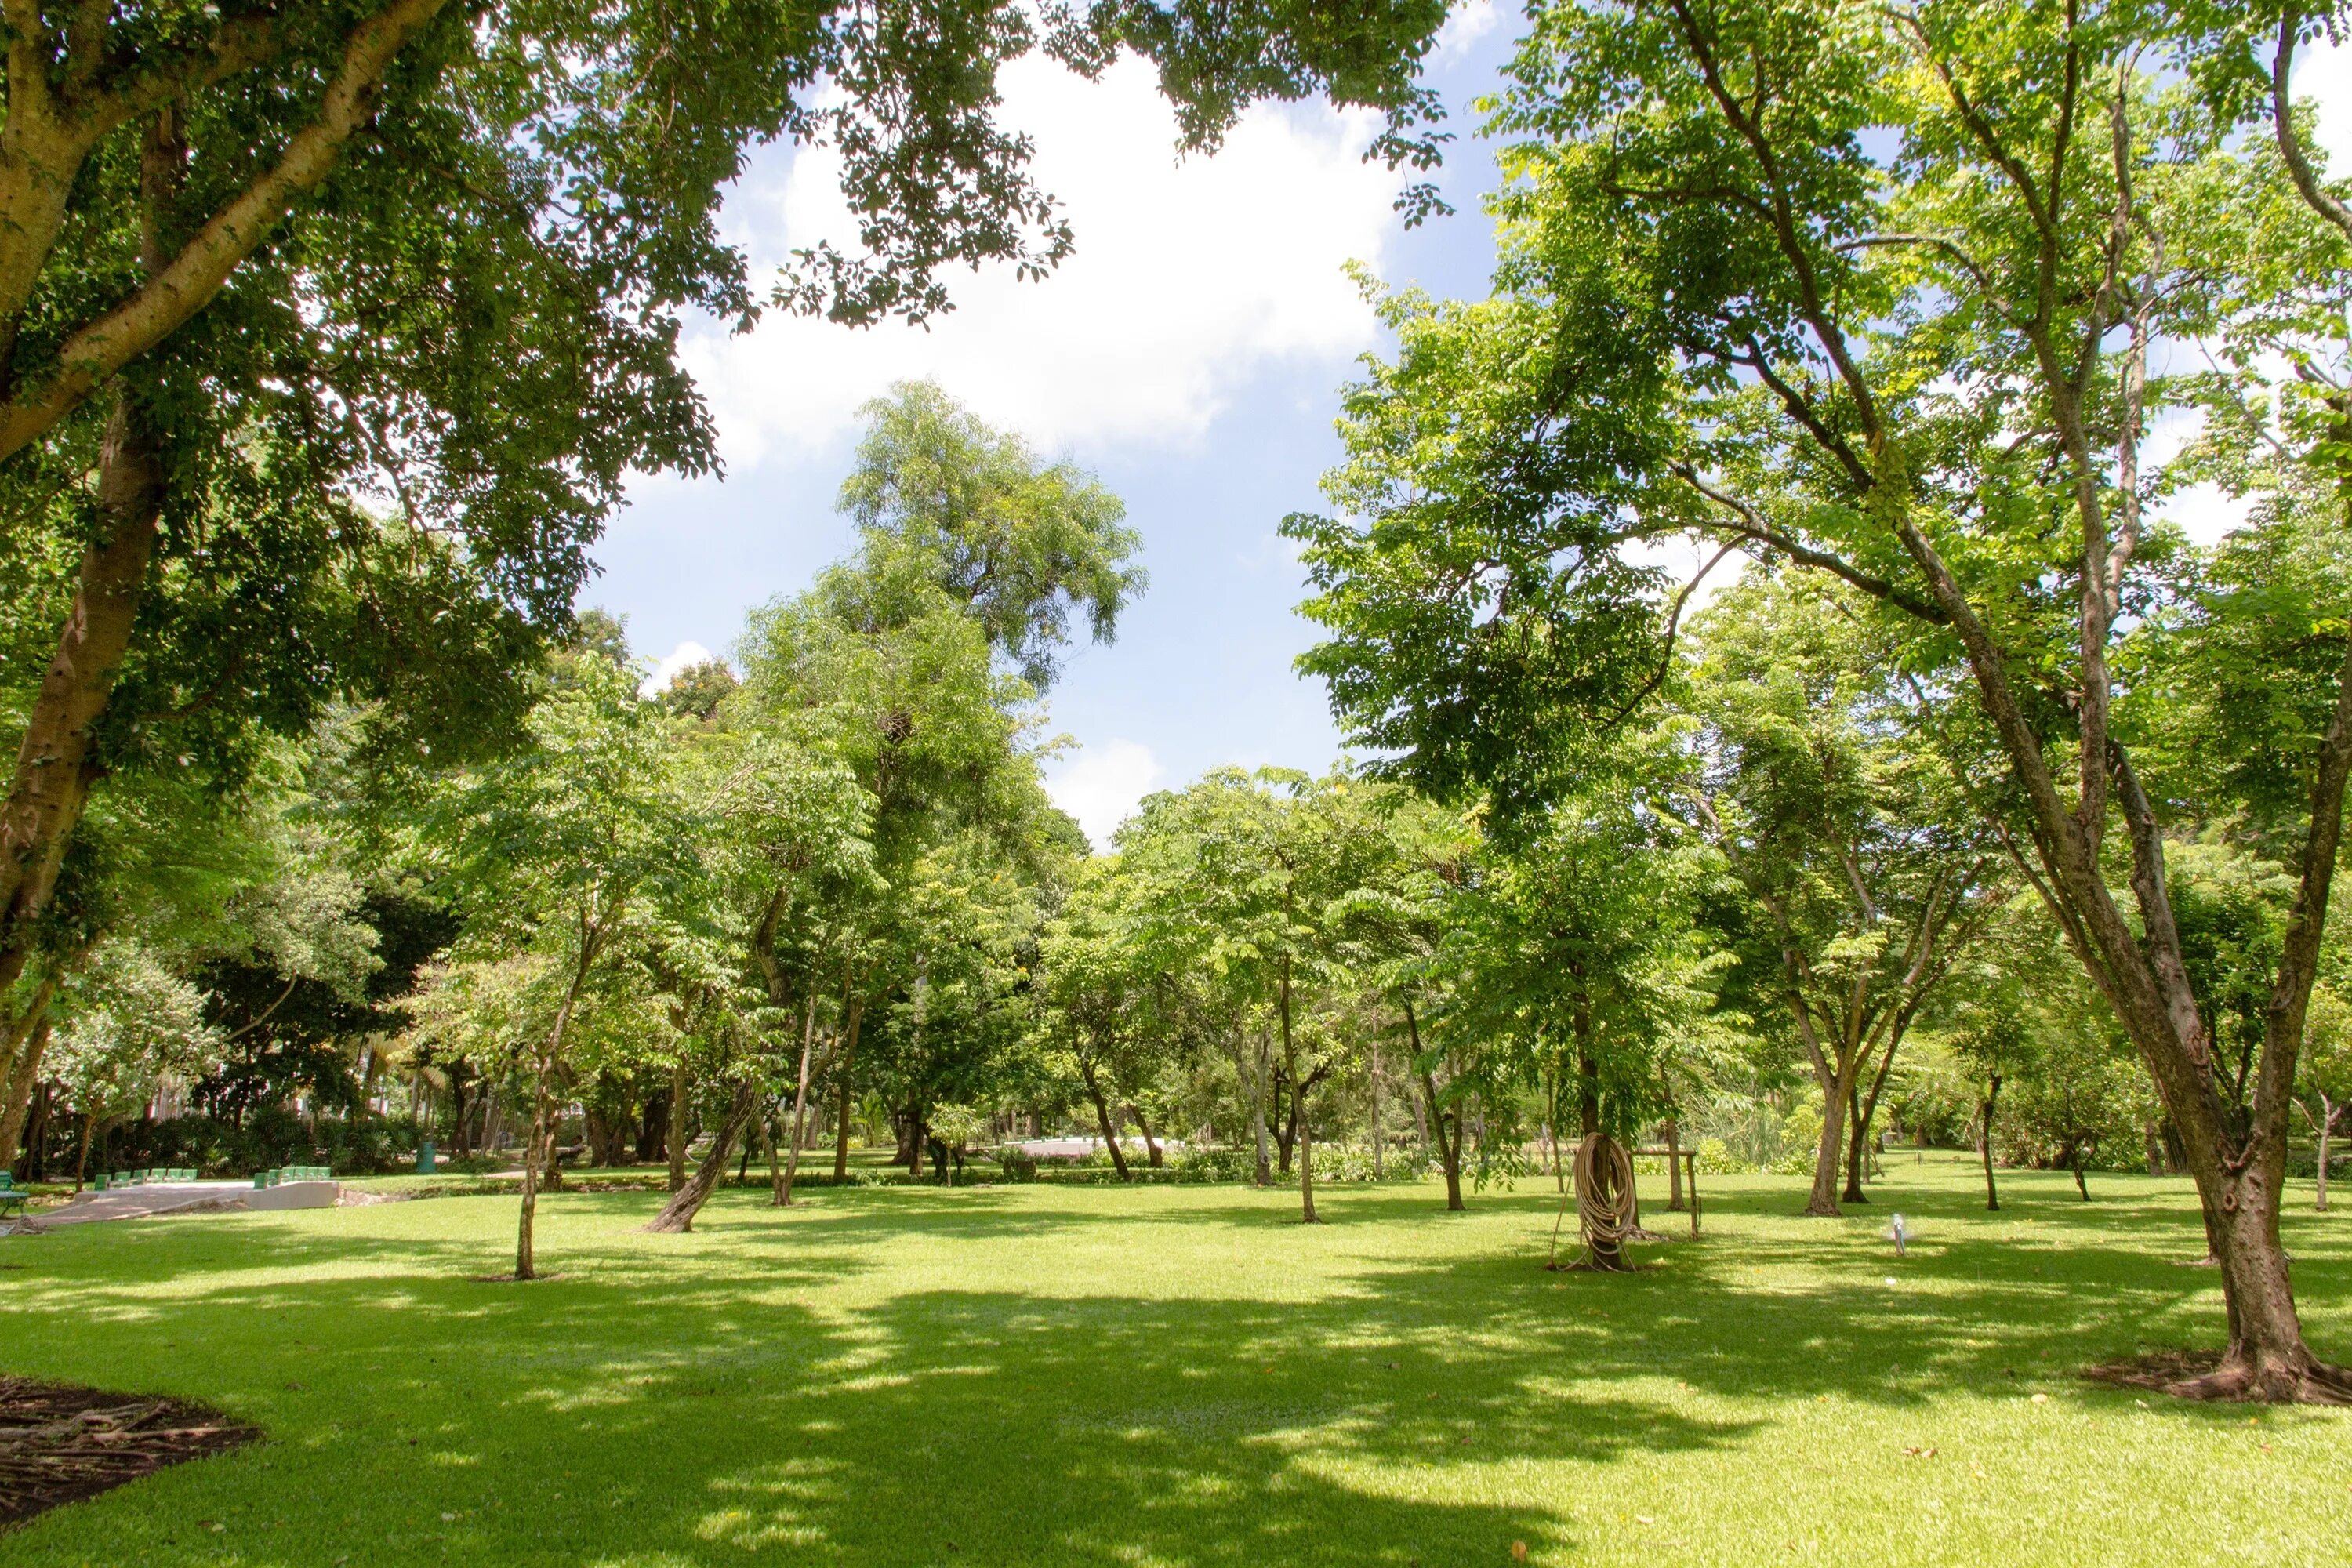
(0, 1009), (55, 1170)
(665, 1060), (689, 1193)
(644, 1077), (759, 1233)
(1218, 1026), (1270, 1185)
(2181, 1165), (2351, 1401)
(0, 393), (162, 998)
(1369, 1036), (1385, 1179)
(636, 1082), (666, 1163)
(1806, 1063), (1852, 1218)
(1842, 1079), (1871, 1204)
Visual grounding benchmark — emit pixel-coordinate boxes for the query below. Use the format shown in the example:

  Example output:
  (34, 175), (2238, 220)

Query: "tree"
(433, 653), (699, 1279)
(2297, 981), (2352, 1210)
(840, 382), (1145, 689)
(1678, 575), (1993, 1214)
(1289, 0), (2352, 1398)
(0, 0), (1448, 1063)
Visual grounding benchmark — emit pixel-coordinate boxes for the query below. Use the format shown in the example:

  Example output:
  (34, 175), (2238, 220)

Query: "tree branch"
(0, 0), (452, 466)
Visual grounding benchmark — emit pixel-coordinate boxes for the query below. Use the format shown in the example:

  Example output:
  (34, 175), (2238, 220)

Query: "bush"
(103, 1110), (433, 1177)
(991, 1147), (1040, 1181)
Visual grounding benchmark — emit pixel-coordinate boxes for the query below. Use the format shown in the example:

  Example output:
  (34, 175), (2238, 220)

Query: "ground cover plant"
(0, 1156), (2346, 1566)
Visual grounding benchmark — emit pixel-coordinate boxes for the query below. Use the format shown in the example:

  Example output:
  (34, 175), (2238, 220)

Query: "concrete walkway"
(28, 1180), (340, 1227)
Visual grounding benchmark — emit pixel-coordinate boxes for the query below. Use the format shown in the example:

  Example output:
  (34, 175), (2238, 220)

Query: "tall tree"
(1290, 0), (2352, 1398)
(433, 652), (699, 1279)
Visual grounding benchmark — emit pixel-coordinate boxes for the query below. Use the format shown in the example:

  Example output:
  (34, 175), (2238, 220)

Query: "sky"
(591, 9), (2352, 849)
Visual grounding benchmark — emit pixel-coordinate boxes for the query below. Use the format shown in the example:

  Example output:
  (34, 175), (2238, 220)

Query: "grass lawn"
(1, 1152), (2347, 1566)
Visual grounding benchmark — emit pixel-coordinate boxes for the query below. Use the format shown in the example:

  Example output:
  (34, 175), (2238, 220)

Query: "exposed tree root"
(2082, 1349), (2352, 1405)
(0, 1377), (257, 1526)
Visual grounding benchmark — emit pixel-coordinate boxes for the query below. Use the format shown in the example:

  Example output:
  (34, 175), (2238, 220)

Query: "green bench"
(254, 1166), (332, 1188)
(102, 1167), (198, 1189)
(0, 1173), (26, 1219)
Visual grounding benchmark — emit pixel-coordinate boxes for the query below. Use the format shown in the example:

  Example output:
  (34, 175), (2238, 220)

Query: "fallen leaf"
(2030, 1392), (2049, 1404)
(1511, 1542), (1529, 1562)
(1636, 1515), (1656, 1525)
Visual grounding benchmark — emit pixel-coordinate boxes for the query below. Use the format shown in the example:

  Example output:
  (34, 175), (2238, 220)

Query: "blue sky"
(588, 9), (2352, 847)
(591, 3), (1520, 845)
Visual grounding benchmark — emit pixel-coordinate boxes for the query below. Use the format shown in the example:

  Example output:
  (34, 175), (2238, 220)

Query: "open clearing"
(1, 1156), (2346, 1566)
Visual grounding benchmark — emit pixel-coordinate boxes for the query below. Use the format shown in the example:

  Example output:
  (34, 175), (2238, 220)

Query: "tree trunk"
(666, 1059), (689, 1193)
(0, 394), (164, 1005)
(1130, 1104), (1163, 1168)
(515, 1047), (554, 1279)
(1081, 1062), (1130, 1180)
(1409, 1000), (1463, 1211)
(72, 1112), (96, 1192)
(760, 1102), (784, 1205)
(644, 1076), (759, 1233)
(2318, 1105), (2335, 1214)
(0, 1010), (55, 1170)
(2071, 1149), (2090, 1202)
(636, 1081), (666, 1163)
(832, 994), (862, 1181)
(1841, 1077), (1870, 1204)
(1249, 1033), (1272, 1185)
(1977, 1073), (2002, 1214)
(1369, 1036), (1385, 1180)
(1806, 1064), (1852, 1218)
(1664, 1115), (1685, 1212)
(778, 1004), (817, 1207)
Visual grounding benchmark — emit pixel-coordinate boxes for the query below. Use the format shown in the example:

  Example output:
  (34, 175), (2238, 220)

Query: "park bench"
(0, 1174), (27, 1219)
(253, 1166), (333, 1187)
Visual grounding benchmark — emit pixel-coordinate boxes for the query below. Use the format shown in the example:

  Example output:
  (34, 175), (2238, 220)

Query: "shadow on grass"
(0, 1162), (2343, 1564)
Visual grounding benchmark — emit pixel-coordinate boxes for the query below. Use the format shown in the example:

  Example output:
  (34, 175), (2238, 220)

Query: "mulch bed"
(0, 1376), (258, 1528)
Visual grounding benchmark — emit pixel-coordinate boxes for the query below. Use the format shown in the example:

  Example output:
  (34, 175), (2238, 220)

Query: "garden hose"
(1572, 1132), (1638, 1270)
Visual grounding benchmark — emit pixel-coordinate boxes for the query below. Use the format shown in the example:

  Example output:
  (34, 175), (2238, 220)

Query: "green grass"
(2, 1152), (2347, 1566)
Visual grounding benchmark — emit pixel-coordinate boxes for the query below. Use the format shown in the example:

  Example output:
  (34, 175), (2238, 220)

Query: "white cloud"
(1435, 0), (1501, 63)
(685, 51), (1404, 469)
(1046, 738), (1164, 850)
(642, 640), (716, 697)
(2297, 36), (2352, 169)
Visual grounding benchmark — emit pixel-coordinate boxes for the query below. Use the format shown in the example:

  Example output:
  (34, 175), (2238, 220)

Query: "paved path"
(28, 1181), (339, 1227)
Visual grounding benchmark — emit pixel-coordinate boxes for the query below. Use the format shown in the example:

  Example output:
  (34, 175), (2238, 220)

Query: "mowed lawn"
(2, 1156), (2347, 1566)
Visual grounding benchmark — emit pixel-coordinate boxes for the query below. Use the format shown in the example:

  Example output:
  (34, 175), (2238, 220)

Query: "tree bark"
(665, 1059), (689, 1193)
(1664, 1115), (1685, 1212)
(2318, 1103), (2336, 1214)
(1842, 1078), (1871, 1205)
(1977, 1073), (2002, 1214)
(0, 393), (162, 998)
(832, 993), (862, 1181)
(0, 1006), (55, 1170)
(644, 1076), (758, 1233)
(1370, 1036), (1385, 1180)
(514, 1046), (554, 1279)
(778, 1003), (818, 1207)
(1409, 1000), (1464, 1211)
(1280, 951), (1317, 1223)
(1080, 1060), (1130, 1180)
(1130, 1103), (1163, 1168)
